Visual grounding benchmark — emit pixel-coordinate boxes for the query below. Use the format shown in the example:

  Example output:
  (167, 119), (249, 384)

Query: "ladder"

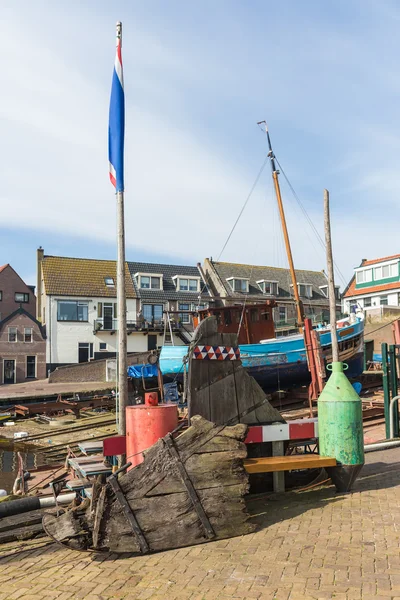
(163, 312), (175, 346)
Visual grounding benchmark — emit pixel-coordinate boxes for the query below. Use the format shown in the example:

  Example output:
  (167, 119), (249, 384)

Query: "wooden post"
(117, 190), (128, 464)
(323, 189), (339, 363)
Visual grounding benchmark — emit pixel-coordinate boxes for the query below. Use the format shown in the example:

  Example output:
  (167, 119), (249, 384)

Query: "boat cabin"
(198, 302), (276, 345)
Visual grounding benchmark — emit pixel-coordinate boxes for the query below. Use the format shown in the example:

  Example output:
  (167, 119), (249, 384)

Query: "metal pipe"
(364, 438), (400, 453)
(389, 395), (400, 440)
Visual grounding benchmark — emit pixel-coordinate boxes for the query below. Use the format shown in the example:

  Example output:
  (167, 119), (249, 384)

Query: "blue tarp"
(127, 364), (159, 379)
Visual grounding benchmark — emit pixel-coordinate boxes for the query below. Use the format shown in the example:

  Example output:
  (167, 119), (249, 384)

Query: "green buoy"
(318, 361), (364, 492)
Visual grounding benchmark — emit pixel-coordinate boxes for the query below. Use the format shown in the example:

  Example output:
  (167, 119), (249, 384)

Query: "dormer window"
(291, 283), (312, 298)
(257, 280), (278, 295)
(135, 273), (163, 290)
(172, 276), (200, 292)
(226, 278), (249, 293)
(320, 285), (340, 300)
(356, 268), (372, 284)
(104, 277), (115, 287)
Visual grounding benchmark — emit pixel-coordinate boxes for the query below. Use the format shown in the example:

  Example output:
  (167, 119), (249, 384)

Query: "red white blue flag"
(108, 22), (125, 192)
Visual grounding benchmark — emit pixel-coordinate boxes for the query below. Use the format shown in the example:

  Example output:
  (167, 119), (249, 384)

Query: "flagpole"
(109, 20), (128, 466)
(117, 187), (128, 461)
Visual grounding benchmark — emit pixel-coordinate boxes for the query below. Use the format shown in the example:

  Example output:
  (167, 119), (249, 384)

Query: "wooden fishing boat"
(160, 126), (364, 392)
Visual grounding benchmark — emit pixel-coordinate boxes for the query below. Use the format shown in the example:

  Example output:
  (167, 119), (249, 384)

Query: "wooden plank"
(244, 455), (337, 474)
(92, 485), (107, 549)
(66, 478), (91, 490)
(164, 434), (215, 539)
(108, 475), (150, 554)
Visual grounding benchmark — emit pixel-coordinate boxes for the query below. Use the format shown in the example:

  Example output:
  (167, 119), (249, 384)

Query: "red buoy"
(126, 404), (178, 469)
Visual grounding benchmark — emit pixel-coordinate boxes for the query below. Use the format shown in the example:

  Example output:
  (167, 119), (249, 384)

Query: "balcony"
(93, 317), (194, 335)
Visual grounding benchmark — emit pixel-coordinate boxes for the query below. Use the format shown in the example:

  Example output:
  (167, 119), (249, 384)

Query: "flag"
(108, 22), (125, 192)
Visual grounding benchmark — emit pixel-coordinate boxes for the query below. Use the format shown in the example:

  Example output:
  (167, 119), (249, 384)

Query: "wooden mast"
(261, 122), (305, 331)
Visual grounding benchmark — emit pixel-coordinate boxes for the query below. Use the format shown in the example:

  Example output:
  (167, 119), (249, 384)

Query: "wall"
(0, 313), (46, 384)
(0, 265), (36, 321)
(45, 295), (139, 366)
(45, 295), (186, 371)
(343, 288), (400, 313)
(49, 351), (156, 383)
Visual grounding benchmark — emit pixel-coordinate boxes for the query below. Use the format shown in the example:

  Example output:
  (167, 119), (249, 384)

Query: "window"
(104, 277), (115, 287)
(298, 284), (312, 298)
(143, 304), (163, 323)
(364, 297), (371, 308)
(224, 310), (232, 325)
(140, 275), (161, 289)
(26, 356), (36, 378)
(0, 291), (2, 301)
(356, 269), (372, 284)
(99, 342), (107, 351)
(227, 278), (249, 293)
(8, 327), (17, 342)
(380, 295), (388, 306)
(178, 303), (191, 324)
(258, 280), (278, 295)
(15, 292), (29, 303)
(250, 308), (259, 322)
(374, 263), (397, 281)
(57, 301), (88, 322)
(24, 327), (33, 343)
(172, 276), (200, 292)
(278, 306), (286, 322)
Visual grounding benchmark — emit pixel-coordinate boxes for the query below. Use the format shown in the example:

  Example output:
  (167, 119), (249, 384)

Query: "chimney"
(36, 247), (44, 321)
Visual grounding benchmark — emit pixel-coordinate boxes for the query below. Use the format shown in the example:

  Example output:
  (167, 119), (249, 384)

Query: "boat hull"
(159, 319), (365, 392)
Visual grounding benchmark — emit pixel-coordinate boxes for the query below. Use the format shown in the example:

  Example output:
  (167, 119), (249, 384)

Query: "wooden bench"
(244, 455), (336, 474)
(244, 454), (336, 493)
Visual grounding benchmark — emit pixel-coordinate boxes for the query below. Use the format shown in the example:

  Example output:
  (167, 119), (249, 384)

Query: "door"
(3, 360), (16, 384)
(103, 304), (113, 330)
(78, 343), (89, 363)
(148, 335), (157, 351)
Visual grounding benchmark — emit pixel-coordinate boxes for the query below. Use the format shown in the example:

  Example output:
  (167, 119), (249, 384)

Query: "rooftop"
(42, 256), (136, 298)
(127, 261), (210, 302)
(207, 260), (334, 303)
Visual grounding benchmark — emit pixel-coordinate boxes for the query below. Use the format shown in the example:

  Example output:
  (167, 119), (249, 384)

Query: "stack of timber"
(43, 416), (254, 553)
(0, 509), (53, 544)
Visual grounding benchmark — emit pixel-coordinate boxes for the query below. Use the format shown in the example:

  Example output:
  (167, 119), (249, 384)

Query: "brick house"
(0, 264), (36, 321)
(0, 264), (46, 384)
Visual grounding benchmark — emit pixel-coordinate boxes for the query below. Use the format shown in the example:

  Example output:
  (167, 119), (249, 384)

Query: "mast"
(260, 122), (305, 331)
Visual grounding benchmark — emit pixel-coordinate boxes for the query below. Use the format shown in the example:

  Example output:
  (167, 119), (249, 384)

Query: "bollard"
(318, 361), (364, 493)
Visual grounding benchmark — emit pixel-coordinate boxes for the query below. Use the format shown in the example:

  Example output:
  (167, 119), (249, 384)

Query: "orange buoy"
(126, 404), (178, 469)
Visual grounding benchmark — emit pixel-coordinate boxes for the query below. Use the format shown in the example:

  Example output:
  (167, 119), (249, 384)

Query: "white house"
(343, 254), (400, 316)
(36, 249), (211, 373)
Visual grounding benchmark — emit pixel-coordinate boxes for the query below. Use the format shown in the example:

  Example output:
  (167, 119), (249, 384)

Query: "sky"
(1, 0), (400, 291)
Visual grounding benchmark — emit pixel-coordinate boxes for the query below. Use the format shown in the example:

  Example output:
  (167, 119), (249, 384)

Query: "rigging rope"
(217, 157), (269, 261)
(275, 157), (348, 288)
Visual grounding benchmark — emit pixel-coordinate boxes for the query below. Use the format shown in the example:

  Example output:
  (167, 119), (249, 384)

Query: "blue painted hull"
(159, 319), (365, 392)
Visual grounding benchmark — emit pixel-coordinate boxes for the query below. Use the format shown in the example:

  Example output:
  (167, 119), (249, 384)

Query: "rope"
(217, 157), (269, 261)
(275, 157), (348, 288)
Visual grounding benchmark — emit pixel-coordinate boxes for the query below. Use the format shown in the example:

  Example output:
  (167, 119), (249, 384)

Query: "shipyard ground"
(1, 447), (400, 600)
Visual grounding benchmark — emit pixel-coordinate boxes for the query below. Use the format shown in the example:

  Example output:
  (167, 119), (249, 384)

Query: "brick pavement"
(1, 447), (400, 600)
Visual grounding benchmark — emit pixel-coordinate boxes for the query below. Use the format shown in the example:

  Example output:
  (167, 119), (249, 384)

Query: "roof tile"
(42, 256), (136, 298)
